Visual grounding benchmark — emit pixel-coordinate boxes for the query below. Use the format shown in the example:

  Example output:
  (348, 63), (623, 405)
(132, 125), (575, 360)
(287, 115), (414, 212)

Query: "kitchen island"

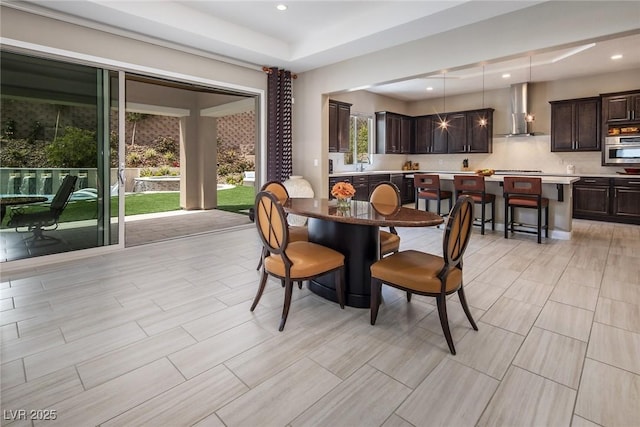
(330, 170), (580, 239)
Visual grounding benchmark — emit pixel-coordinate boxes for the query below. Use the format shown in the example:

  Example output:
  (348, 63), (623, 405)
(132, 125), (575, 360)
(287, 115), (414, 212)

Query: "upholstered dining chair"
(252, 190), (346, 331)
(369, 195), (477, 355)
(414, 174), (453, 217)
(453, 174), (496, 235)
(256, 181), (308, 270)
(369, 181), (401, 257)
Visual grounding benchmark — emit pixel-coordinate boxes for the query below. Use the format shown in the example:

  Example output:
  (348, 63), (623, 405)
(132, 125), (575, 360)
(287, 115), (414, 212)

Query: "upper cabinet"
(602, 90), (640, 123)
(329, 100), (351, 153)
(448, 108), (494, 154)
(379, 108), (493, 155)
(414, 115), (447, 154)
(550, 97), (601, 152)
(376, 112), (412, 154)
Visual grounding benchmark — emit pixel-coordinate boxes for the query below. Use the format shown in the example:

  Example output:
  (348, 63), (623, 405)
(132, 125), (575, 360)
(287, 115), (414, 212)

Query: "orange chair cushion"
(507, 196), (549, 208)
(289, 226), (308, 243)
(379, 230), (400, 255)
(370, 249), (462, 294)
(417, 190), (452, 200)
(265, 241), (344, 279)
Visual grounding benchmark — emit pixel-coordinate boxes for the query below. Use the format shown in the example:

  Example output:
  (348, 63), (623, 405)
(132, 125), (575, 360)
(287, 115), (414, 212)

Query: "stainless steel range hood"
(506, 82), (534, 137)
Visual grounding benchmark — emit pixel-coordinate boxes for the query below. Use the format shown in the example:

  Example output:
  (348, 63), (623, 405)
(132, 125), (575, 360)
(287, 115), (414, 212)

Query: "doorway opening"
(122, 74), (258, 247)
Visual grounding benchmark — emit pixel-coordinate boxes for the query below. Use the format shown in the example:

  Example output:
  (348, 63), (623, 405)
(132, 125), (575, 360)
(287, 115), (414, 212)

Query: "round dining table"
(283, 198), (444, 308)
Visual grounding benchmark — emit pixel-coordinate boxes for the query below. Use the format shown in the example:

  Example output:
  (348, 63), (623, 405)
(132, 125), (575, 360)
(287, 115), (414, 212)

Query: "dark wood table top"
(283, 198), (444, 227)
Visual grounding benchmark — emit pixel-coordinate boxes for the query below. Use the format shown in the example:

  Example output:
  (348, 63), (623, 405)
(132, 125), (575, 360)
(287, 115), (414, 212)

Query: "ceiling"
(9, 1), (640, 101)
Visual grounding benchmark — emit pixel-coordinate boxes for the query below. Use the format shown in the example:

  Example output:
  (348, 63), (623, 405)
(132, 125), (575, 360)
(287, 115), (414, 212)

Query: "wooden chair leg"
(279, 278), (294, 331)
(545, 206), (549, 238)
(406, 291), (412, 302)
(436, 294), (456, 355)
(504, 200), (509, 239)
(491, 200), (496, 230)
(297, 281), (303, 289)
(480, 200), (486, 235)
(370, 278), (382, 325)
(335, 268), (345, 309)
(510, 206), (515, 233)
(458, 286), (478, 331)
(537, 205), (542, 244)
(251, 269), (269, 311)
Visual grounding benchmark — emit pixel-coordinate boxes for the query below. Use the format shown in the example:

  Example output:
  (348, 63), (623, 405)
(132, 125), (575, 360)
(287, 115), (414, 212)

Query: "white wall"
(293, 1), (640, 195)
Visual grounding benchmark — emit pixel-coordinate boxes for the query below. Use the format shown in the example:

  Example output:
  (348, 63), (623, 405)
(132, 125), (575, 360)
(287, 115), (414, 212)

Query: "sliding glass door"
(0, 51), (122, 262)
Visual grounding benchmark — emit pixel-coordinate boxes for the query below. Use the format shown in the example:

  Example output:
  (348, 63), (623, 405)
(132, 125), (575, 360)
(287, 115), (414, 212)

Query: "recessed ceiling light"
(502, 73), (511, 79)
(276, 4), (287, 11)
(426, 87), (433, 91)
(611, 54), (623, 60)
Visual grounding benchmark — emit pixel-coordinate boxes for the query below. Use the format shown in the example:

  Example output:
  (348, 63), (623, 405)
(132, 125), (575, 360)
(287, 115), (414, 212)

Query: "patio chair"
(8, 175), (78, 242)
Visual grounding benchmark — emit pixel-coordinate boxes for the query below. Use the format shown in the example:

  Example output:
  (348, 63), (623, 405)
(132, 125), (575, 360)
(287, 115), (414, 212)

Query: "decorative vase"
(283, 175), (314, 226)
(336, 197), (351, 210)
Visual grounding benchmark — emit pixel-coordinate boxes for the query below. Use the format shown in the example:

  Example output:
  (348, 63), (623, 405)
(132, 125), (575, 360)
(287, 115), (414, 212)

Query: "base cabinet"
(573, 177), (640, 224)
(612, 178), (640, 220)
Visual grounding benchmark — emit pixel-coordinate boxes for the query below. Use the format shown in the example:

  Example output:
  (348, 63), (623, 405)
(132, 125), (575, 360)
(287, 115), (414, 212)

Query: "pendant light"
(439, 72), (448, 129)
(479, 65), (487, 126)
(525, 56), (535, 123)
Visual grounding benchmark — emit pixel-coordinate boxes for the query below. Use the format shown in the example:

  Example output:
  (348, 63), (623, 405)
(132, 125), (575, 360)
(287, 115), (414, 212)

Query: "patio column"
(179, 114), (218, 210)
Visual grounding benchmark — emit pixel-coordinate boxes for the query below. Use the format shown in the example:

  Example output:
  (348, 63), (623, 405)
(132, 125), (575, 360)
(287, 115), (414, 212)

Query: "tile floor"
(1, 219), (639, 426)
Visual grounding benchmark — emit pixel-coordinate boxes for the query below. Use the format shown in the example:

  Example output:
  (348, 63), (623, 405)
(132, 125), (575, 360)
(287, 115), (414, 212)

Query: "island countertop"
(329, 170), (580, 185)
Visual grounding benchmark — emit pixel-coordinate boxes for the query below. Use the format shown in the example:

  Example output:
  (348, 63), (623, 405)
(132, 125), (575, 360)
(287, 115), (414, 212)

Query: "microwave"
(604, 136), (640, 165)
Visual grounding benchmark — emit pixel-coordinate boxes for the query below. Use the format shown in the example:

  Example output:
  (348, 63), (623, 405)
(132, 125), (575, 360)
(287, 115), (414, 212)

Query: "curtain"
(266, 67), (293, 182)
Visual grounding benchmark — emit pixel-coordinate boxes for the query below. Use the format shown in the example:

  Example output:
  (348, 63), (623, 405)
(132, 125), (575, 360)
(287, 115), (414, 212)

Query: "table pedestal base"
(307, 218), (379, 308)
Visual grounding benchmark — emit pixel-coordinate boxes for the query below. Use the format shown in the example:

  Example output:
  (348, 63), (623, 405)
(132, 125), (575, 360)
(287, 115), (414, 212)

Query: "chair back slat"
(454, 175), (485, 193)
(261, 181), (290, 203)
(414, 174), (441, 191)
(255, 191), (288, 255)
(50, 175), (78, 214)
(443, 195), (474, 267)
(503, 177), (542, 195)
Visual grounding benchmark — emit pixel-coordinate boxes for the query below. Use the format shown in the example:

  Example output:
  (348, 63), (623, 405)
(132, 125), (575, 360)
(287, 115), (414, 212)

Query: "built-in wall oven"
(604, 136), (640, 165)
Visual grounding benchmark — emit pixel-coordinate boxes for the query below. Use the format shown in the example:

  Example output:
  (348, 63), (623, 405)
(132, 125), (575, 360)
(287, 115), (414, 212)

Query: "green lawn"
(1, 186), (255, 228)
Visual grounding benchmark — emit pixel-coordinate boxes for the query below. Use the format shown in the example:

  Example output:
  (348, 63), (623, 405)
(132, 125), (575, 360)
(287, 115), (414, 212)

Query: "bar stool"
(453, 175), (495, 235)
(503, 176), (549, 244)
(414, 174), (453, 216)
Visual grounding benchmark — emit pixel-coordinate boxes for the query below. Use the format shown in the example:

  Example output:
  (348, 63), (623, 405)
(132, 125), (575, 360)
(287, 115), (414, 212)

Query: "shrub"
(143, 148), (158, 159)
(127, 152), (142, 166)
(163, 152), (176, 163)
(139, 168), (154, 177)
(45, 126), (96, 168)
(155, 136), (178, 155)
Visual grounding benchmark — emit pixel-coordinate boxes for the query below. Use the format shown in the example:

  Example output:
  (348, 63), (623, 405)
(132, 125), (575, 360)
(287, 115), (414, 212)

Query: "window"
(344, 114), (373, 165)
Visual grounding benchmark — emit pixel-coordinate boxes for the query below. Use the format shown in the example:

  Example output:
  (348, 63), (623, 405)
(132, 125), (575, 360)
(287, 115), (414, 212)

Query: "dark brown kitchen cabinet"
(414, 115), (432, 154)
(445, 113), (467, 153)
(466, 109), (494, 153)
(573, 177), (610, 218)
(351, 175), (369, 201)
(573, 177), (640, 224)
(414, 115), (448, 154)
(329, 100), (351, 153)
(447, 109), (494, 154)
(550, 97), (601, 152)
(602, 90), (640, 123)
(376, 112), (412, 154)
(612, 178), (640, 220)
(402, 176), (415, 204)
